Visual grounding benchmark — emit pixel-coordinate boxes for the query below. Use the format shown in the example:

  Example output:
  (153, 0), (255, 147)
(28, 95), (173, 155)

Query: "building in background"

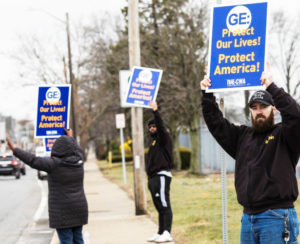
(16, 120), (35, 151)
(0, 113), (35, 153)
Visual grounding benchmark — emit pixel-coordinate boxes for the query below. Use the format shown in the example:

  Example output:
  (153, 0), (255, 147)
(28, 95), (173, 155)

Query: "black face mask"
(251, 110), (275, 133)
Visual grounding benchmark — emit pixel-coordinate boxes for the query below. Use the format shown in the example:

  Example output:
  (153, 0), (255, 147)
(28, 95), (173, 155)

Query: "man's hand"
(64, 128), (73, 137)
(148, 101), (158, 111)
(260, 62), (273, 88)
(200, 75), (211, 90)
(6, 137), (16, 151)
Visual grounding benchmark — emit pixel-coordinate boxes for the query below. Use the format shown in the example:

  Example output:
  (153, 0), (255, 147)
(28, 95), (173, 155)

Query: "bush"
(104, 139), (133, 162)
(144, 146), (191, 170)
(96, 144), (106, 160)
(111, 154), (133, 163)
(112, 148), (121, 155)
(106, 145), (191, 169)
(179, 146), (191, 169)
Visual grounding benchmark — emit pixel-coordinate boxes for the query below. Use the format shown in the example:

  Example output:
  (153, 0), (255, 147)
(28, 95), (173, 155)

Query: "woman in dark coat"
(6, 129), (88, 244)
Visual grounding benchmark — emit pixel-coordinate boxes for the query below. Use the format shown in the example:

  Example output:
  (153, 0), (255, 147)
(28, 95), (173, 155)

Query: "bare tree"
(139, 0), (209, 173)
(13, 34), (67, 85)
(13, 13), (123, 155)
(269, 11), (300, 100)
(110, 0), (210, 172)
(72, 14), (125, 153)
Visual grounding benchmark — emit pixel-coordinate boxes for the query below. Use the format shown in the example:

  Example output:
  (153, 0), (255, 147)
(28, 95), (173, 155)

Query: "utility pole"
(128, 0), (147, 215)
(66, 12), (77, 139)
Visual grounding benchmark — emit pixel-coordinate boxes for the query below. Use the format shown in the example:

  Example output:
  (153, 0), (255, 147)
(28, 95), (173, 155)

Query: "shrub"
(179, 146), (191, 169)
(111, 153), (133, 163)
(96, 144), (106, 160)
(144, 146), (191, 170)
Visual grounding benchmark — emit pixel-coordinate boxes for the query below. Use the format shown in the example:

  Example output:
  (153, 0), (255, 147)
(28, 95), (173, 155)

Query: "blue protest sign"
(35, 85), (71, 137)
(44, 138), (57, 152)
(124, 66), (163, 108)
(207, 2), (268, 92)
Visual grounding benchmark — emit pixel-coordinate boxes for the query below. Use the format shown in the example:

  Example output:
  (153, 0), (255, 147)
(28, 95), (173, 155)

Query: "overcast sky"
(0, 0), (299, 121)
(0, 0), (127, 120)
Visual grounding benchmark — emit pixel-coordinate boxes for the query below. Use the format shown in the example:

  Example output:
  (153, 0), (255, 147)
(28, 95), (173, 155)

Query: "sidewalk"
(50, 154), (173, 244)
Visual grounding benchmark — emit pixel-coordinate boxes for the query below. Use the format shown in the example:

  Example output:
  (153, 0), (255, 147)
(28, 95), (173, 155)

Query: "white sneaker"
(147, 233), (161, 242)
(155, 231), (173, 243)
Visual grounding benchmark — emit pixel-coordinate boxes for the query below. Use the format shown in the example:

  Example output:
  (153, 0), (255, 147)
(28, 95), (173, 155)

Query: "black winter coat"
(13, 136), (88, 229)
(202, 83), (300, 214)
(145, 110), (173, 177)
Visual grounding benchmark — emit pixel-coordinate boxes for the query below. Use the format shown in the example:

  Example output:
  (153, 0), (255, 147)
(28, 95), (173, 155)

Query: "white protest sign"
(119, 70), (131, 107)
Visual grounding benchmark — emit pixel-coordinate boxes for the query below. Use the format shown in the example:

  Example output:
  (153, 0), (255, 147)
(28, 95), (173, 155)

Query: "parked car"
(35, 146), (48, 180)
(17, 159), (26, 175)
(0, 154), (21, 179)
(37, 170), (47, 180)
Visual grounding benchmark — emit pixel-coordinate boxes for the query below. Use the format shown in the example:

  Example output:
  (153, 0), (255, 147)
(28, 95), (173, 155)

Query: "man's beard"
(251, 111), (275, 133)
(149, 131), (157, 138)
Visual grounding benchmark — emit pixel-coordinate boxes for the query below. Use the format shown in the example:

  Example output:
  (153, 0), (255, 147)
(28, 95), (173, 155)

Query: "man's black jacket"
(146, 110), (173, 178)
(201, 83), (300, 214)
(13, 135), (88, 228)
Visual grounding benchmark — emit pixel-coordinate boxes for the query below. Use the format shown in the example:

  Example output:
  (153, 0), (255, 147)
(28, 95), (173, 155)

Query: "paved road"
(0, 166), (53, 244)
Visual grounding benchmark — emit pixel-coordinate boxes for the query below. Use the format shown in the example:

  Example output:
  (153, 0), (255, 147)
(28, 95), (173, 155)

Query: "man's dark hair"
(147, 119), (155, 127)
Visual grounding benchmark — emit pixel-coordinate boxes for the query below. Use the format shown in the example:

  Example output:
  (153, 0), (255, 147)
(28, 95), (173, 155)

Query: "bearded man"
(146, 101), (173, 243)
(200, 64), (300, 244)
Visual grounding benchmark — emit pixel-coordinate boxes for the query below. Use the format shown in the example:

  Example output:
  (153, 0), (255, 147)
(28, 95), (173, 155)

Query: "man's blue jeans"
(56, 226), (83, 244)
(241, 208), (299, 244)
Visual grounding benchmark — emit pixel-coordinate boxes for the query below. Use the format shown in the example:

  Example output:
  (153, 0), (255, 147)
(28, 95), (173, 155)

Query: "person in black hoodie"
(6, 128), (88, 244)
(200, 63), (300, 243)
(146, 101), (173, 243)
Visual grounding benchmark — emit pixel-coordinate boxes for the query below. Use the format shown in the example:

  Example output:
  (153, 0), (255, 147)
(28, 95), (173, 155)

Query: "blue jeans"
(241, 208), (299, 244)
(56, 226), (83, 244)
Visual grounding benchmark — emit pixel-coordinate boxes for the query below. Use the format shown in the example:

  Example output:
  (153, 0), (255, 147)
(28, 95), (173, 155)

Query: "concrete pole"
(128, 0), (147, 215)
